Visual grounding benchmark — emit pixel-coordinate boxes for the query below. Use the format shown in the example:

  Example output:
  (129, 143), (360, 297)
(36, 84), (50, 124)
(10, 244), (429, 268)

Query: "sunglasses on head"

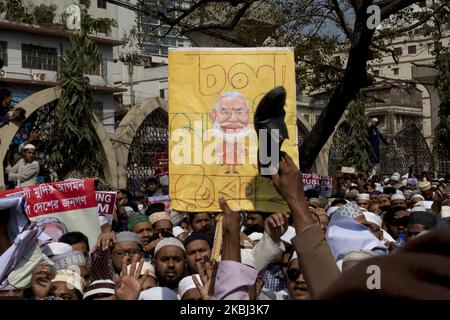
(287, 268), (302, 281)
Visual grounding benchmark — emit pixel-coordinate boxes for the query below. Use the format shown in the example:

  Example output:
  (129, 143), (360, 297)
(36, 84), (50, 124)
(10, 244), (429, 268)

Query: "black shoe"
(254, 86), (289, 178)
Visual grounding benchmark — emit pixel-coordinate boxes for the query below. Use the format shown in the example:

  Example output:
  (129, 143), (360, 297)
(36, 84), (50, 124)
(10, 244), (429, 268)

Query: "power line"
(105, 0), (247, 45)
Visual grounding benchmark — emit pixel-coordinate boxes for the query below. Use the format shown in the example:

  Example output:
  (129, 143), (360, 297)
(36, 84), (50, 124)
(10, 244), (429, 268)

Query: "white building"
(113, 0), (192, 110)
(0, 0), (126, 134)
(305, 1), (450, 147)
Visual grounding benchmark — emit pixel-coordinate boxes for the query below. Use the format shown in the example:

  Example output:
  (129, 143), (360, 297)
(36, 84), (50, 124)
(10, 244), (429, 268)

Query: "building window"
(315, 115), (320, 124)
(334, 56), (341, 64)
(394, 47), (402, 56)
(160, 89), (165, 99)
(393, 68), (399, 75)
(22, 44), (58, 71)
(303, 114), (310, 123)
(97, 0), (107, 9)
(373, 69), (379, 76)
(408, 45), (416, 54)
(101, 58), (107, 79)
(0, 41), (7, 67)
(93, 101), (104, 119)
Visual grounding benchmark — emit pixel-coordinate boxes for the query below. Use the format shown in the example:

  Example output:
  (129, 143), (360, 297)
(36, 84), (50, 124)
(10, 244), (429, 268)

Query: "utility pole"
(119, 52), (142, 106)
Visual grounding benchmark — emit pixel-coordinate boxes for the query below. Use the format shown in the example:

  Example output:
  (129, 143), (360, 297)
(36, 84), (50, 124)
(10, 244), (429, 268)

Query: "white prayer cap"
(401, 174), (408, 180)
(411, 205), (427, 212)
(411, 194), (425, 201)
(326, 206), (339, 217)
(390, 175), (400, 182)
(127, 261), (156, 279)
(403, 190), (413, 198)
(351, 183), (357, 187)
(356, 193), (370, 201)
(371, 118), (379, 124)
(51, 269), (85, 294)
(240, 248), (256, 269)
(391, 194), (406, 201)
(116, 231), (143, 245)
(415, 201), (432, 210)
(400, 179), (407, 188)
(172, 226), (186, 238)
(51, 251), (86, 270)
(342, 250), (383, 264)
(23, 144), (36, 150)
(178, 274), (202, 299)
(139, 287), (179, 300)
(383, 178), (390, 185)
(154, 237), (185, 256)
(41, 242), (73, 257)
(248, 232), (263, 242)
(363, 212), (382, 228)
(149, 211), (171, 225)
(281, 226), (296, 244)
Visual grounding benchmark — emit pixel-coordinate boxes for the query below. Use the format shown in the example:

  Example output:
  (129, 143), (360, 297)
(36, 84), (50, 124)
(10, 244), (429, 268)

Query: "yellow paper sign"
(169, 48), (299, 212)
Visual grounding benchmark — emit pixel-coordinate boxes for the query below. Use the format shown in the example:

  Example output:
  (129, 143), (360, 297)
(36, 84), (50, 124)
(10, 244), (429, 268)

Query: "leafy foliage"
(33, 4), (57, 25)
(343, 95), (373, 173)
(434, 50), (450, 159)
(47, 29), (106, 179)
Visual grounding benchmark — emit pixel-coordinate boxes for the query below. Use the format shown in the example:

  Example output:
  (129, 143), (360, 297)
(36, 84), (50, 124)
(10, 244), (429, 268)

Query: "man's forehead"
(186, 239), (210, 250)
(219, 96), (246, 106)
(115, 241), (140, 249)
(157, 245), (185, 257)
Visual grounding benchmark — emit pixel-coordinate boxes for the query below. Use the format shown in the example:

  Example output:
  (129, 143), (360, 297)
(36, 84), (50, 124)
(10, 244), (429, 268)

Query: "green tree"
(434, 50), (450, 162)
(47, 2), (116, 180)
(344, 95), (373, 173)
(122, 0), (450, 171)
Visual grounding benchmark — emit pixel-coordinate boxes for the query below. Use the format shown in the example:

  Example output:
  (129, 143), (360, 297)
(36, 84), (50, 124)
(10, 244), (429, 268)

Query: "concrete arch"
(113, 97), (168, 189)
(0, 86), (118, 189)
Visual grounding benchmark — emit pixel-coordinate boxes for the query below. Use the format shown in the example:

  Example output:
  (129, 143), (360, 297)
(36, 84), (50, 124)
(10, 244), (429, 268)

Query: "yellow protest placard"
(169, 48), (298, 212)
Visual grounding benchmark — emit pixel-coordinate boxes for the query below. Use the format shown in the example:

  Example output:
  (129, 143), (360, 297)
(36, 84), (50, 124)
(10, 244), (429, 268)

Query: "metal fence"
(379, 124), (435, 176)
(126, 108), (168, 195)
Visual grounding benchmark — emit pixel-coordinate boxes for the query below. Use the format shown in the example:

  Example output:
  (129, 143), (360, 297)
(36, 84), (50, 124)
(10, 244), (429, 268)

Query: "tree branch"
(374, 1), (449, 40)
(380, 0), (425, 20)
(329, 0), (354, 40)
(370, 42), (399, 64)
(180, 2), (251, 34)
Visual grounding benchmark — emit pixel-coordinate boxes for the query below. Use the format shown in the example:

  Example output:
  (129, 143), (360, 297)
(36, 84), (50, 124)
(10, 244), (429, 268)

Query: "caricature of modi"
(209, 91), (251, 174)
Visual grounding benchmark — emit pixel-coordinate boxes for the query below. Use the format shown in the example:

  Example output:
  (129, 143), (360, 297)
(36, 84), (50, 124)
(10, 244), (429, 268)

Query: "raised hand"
(264, 212), (289, 243)
(31, 263), (55, 299)
(192, 256), (214, 300)
(115, 256), (149, 300)
(97, 230), (116, 250)
(271, 152), (304, 206)
(271, 152), (314, 230)
(218, 196), (240, 262)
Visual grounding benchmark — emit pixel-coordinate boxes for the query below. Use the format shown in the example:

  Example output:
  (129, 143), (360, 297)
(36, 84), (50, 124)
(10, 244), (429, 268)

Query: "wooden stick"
(211, 214), (223, 263)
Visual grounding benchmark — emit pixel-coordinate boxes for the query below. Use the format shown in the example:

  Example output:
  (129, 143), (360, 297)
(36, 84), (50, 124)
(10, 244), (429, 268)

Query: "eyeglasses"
(112, 248), (142, 257)
(218, 109), (248, 118)
(287, 268), (302, 281)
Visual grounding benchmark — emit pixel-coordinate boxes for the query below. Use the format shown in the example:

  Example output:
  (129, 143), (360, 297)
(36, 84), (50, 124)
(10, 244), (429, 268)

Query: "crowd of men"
(0, 145), (449, 300)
